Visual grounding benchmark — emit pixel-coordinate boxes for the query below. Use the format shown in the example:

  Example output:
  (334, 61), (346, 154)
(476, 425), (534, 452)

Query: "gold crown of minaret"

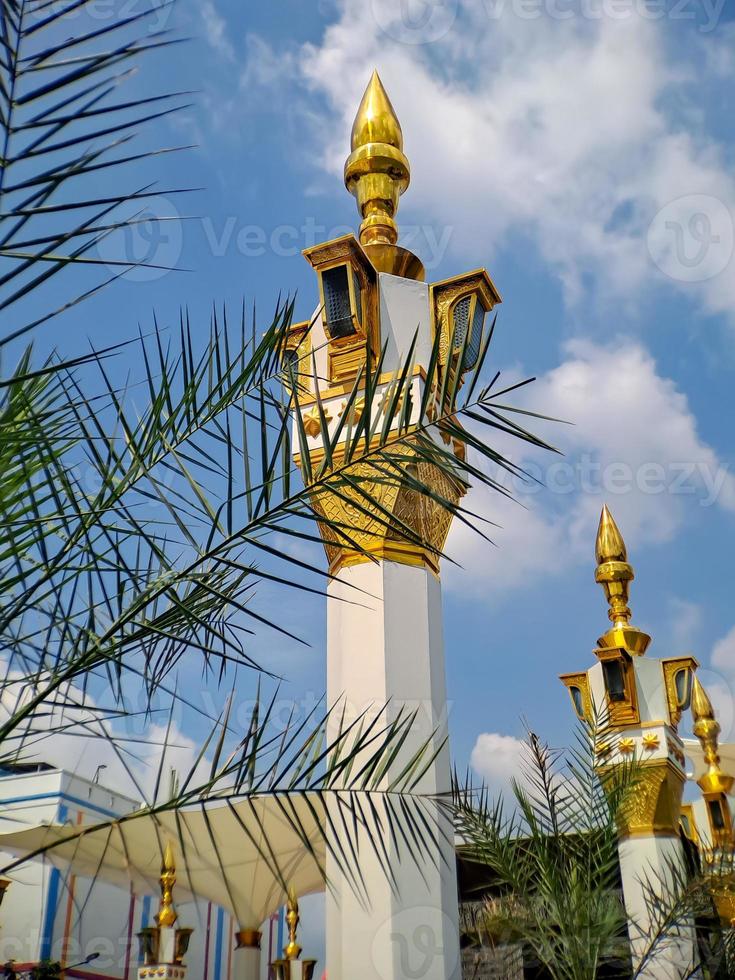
(344, 72), (423, 280)
(594, 505), (651, 654)
(692, 678), (734, 796)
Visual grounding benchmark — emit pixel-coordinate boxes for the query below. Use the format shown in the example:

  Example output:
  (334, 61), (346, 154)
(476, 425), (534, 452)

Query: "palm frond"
(0, 696), (454, 920)
(0, 0), (189, 342)
(1, 298), (552, 750)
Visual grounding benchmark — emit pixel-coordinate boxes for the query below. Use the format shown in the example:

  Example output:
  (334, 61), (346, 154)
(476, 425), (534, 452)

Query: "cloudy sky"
(28, 0), (735, 804)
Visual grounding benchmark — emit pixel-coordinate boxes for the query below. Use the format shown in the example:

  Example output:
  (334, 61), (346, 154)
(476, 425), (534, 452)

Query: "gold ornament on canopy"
(156, 841), (178, 928)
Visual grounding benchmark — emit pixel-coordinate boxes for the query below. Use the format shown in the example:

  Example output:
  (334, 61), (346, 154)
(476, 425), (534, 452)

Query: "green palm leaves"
(0, 0), (191, 343)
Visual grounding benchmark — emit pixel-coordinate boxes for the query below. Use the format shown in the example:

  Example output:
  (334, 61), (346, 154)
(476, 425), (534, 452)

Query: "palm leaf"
(0, 0), (189, 342)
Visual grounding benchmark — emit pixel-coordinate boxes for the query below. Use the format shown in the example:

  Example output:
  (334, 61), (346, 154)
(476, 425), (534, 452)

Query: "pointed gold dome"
(594, 505), (650, 654)
(595, 505), (628, 564)
(692, 676), (715, 722)
(344, 71), (423, 278)
(350, 70), (404, 152)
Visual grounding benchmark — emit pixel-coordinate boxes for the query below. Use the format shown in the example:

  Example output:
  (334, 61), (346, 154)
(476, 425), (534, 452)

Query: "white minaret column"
(326, 560), (459, 980)
(561, 506), (699, 979)
(283, 72), (501, 980)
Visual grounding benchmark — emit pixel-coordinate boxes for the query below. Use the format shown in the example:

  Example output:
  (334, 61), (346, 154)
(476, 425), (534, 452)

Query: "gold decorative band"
(329, 539), (440, 577)
(235, 929), (262, 950)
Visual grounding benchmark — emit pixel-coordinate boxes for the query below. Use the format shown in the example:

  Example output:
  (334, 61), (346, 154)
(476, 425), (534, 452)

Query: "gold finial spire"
(283, 889), (302, 961)
(344, 71), (411, 250)
(155, 841), (178, 928)
(350, 69), (404, 153)
(595, 504), (628, 564)
(594, 505), (650, 654)
(692, 678), (734, 796)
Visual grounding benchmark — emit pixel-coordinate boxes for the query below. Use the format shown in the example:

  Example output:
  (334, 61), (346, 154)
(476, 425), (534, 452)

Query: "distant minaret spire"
(692, 678), (734, 796)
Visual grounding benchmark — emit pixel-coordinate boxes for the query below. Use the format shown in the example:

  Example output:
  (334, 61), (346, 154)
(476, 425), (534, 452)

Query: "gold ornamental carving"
(309, 451), (465, 575)
(604, 760), (685, 839)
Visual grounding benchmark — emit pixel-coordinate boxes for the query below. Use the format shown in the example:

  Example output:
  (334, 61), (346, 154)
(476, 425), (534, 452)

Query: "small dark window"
(675, 668), (692, 710)
(569, 686), (585, 720)
(452, 296), (472, 352)
(465, 300), (485, 370)
(352, 270), (363, 327)
(602, 660), (627, 702)
(323, 266), (356, 339)
(281, 347), (299, 384)
(709, 799), (726, 832)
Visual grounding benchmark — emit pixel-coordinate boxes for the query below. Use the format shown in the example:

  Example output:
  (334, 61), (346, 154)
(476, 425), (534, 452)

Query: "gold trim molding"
(662, 656), (698, 728)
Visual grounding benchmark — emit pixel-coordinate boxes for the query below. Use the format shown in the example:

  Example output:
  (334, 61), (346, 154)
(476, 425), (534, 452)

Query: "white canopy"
(0, 793), (328, 928)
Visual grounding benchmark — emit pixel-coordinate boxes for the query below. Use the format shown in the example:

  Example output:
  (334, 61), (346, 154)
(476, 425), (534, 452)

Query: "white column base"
(326, 560), (460, 980)
(272, 958), (318, 979)
(619, 836), (699, 979)
(231, 942), (261, 980)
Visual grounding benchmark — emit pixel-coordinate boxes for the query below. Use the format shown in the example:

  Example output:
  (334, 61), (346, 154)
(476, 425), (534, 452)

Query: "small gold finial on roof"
(692, 678), (734, 796)
(344, 71), (410, 251)
(594, 505), (650, 654)
(283, 889), (302, 961)
(155, 841), (178, 929)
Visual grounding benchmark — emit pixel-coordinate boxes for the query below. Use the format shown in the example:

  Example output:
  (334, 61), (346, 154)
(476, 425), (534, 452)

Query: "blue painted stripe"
(0, 789), (125, 819)
(277, 905), (285, 960)
(214, 907), (224, 980)
(40, 803), (68, 959)
(138, 896), (152, 963)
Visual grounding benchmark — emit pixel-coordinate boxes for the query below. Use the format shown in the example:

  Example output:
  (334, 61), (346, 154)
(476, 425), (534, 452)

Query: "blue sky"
(23, 0), (735, 800)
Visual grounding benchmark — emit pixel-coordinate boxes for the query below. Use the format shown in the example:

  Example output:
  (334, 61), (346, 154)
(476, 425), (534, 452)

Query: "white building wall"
(0, 768), (236, 979)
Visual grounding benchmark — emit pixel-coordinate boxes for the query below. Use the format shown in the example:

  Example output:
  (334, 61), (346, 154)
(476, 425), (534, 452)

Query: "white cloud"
(704, 625), (735, 742)
(470, 732), (526, 797)
(666, 597), (704, 652)
(445, 338), (735, 596)
(200, 0), (235, 62)
(238, 0), (735, 319)
(712, 624), (735, 674)
(0, 666), (204, 804)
